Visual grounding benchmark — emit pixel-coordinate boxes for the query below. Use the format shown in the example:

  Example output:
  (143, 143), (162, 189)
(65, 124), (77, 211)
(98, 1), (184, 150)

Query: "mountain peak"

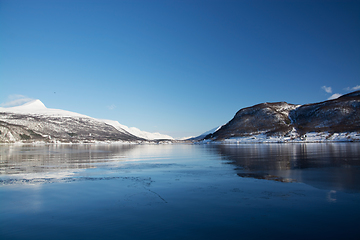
(21, 99), (47, 109)
(0, 99), (47, 113)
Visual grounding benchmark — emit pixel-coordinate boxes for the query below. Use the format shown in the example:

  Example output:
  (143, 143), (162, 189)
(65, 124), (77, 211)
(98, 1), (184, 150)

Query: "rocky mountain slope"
(289, 91), (360, 135)
(203, 91), (360, 142)
(205, 102), (299, 140)
(0, 100), (172, 143)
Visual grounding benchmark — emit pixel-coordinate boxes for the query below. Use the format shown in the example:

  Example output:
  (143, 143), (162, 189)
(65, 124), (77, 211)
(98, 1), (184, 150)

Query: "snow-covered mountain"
(185, 126), (222, 141)
(0, 99), (95, 118)
(0, 100), (173, 143)
(201, 91), (360, 143)
(2, 91), (359, 144)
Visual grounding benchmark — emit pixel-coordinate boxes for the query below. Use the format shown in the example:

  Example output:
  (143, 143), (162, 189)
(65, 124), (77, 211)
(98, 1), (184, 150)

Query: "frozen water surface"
(1, 143), (360, 240)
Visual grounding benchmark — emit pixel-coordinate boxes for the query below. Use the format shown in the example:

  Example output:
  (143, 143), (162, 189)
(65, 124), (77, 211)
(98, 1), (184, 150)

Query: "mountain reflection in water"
(0, 144), (139, 175)
(213, 143), (360, 192)
(1, 143), (360, 192)
(1, 143), (360, 240)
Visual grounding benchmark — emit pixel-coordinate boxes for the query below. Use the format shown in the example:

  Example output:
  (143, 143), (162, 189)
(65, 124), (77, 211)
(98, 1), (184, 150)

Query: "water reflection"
(1, 144), (360, 240)
(1, 143), (360, 192)
(0, 144), (197, 185)
(0, 144), (139, 175)
(212, 143), (360, 192)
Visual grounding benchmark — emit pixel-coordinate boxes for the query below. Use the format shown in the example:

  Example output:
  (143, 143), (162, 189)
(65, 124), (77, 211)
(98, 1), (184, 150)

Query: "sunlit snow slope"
(101, 119), (173, 140)
(0, 100), (173, 143)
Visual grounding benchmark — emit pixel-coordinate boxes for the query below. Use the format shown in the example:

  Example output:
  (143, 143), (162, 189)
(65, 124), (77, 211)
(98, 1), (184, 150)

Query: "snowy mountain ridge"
(101, 119), (173, 140)
(0, 99), (89, 118)
(0, 100), (173, 143)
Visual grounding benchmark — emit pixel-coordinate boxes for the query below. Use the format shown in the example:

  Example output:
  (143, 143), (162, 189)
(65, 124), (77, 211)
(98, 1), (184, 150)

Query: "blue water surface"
(1, 143), (360, 240)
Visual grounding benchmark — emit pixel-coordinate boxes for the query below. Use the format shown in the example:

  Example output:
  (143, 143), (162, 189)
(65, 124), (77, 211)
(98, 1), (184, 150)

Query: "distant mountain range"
(200, 91), (360, 142)
(1, 91), (359, 143)
(0, 100), (173, 143)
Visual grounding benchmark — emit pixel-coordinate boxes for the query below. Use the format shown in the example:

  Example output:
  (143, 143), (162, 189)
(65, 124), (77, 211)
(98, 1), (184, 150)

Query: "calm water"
(1, 143), (360, 240)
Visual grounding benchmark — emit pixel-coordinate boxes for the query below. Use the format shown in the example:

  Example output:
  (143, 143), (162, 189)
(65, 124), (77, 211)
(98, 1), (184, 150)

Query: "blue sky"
(1, 0), (359, 138)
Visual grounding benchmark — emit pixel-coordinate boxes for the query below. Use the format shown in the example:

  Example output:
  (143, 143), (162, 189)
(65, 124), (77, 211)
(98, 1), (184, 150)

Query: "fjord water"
(1, 143), (359, 240)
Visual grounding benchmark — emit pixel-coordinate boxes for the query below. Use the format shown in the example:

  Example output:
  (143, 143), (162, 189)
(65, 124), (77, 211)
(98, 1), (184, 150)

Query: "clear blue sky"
(1, 0), (359, 138)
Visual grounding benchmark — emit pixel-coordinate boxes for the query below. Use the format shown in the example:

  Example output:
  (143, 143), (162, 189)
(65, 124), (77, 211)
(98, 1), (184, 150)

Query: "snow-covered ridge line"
(101, 119), (173, 140)
(0, 99), (90, 118)
(0, 99), (173, 142)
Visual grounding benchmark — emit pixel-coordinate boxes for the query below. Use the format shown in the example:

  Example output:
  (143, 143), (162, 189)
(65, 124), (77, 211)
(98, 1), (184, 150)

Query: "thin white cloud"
(328, 93), (342, 100)
(0, 95), (35, 107)
(107, 104), (116, 110)
(353, 85), (360, 91)
(344, 85), (360, 91)
(321, 86), (332, 94)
